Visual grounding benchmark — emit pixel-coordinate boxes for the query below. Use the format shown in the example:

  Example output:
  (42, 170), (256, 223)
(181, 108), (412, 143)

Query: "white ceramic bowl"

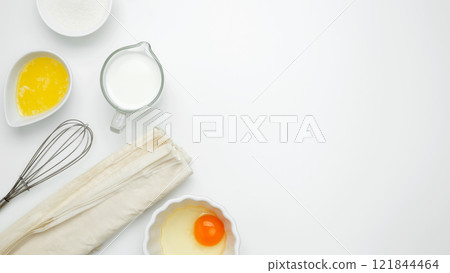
(143, 195), (240, 255)
(4, 51), (72, 127)
(36, 0), (113, 37)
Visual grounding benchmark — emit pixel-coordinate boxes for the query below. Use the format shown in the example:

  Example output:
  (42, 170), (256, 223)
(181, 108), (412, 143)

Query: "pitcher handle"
(110, 111), (127, 133)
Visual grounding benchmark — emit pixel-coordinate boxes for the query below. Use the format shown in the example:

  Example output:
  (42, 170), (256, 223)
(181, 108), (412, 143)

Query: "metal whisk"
(0, 119), (94, 210)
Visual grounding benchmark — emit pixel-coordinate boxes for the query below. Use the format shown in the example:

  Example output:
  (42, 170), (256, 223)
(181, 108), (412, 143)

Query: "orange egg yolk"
(194, 215), (225, 247)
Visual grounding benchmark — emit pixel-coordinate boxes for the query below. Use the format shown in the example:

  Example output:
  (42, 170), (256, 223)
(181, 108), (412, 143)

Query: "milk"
(104, 51), (162, 111)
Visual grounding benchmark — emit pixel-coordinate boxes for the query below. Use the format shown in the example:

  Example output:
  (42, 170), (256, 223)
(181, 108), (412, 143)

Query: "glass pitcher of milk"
(100, 41), (164, 133)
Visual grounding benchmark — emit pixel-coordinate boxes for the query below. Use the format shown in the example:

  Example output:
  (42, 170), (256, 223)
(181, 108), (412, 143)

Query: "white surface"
(4, 50), (72, 127)
(0, 0), (450, 254)
(144, 195), (239, 255)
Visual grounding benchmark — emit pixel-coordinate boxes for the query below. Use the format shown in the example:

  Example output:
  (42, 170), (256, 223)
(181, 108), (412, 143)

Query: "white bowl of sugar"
(36, 0), (113, 37)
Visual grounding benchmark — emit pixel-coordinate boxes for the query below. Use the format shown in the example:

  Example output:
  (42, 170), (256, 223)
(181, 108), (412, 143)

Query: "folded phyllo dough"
(0, 128), (193, 254)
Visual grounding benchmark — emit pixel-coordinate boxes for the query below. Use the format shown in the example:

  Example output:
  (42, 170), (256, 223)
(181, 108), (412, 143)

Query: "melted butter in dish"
(16, 57), (69, 117)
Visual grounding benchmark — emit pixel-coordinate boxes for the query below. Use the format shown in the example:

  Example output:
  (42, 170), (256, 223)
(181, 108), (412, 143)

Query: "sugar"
(43, 0), (109, 34)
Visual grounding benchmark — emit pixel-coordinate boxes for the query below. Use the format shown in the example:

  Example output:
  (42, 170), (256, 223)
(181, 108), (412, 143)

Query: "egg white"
(160, 205), (226, 255)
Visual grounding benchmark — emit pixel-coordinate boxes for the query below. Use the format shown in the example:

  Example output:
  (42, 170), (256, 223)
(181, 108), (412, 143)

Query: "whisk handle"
(0, 198), (8, 210)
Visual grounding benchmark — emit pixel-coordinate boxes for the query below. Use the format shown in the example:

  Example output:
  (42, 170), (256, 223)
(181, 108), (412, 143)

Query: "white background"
(0, 0), (449, 255)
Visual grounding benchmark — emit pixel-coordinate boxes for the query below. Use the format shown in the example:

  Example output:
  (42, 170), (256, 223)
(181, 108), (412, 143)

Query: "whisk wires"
(0, 119), (93, 209)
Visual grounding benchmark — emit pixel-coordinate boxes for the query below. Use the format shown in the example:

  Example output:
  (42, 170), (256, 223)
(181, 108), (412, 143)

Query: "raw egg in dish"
(16, 57), (69, 117)
(160, 205), (226, 254)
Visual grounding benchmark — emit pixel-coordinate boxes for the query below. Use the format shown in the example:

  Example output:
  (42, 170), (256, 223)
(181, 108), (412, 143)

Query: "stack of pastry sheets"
(0, 129), (193, 254)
